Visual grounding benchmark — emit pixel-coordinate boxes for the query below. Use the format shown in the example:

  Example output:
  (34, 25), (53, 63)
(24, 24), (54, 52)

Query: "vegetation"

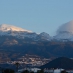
(15, 62), (20, 72)
(30, 71), (34, 73)
(1, 38), (73, 62)
(3, 69), (15, 73)
(61, 70), (68, 73)
(40, 57), (73, 69)
(37, 70), (44, 73)
(21, 70), (29, 73)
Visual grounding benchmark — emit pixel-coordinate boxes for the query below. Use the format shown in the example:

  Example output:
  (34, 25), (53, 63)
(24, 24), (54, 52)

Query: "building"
(44, 68), (64, 73)
(18, 68), (41, 73)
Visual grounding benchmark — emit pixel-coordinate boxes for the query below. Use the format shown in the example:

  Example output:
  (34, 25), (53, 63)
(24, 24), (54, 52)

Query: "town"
(7, 54), (51, 67)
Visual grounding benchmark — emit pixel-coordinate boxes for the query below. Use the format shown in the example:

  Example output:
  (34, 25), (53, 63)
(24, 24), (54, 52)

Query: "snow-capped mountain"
(54, 20), (73, 41)
(0, 24), (51, 41)
(1, 20), (73, 42)
(0, 24), (32, 32)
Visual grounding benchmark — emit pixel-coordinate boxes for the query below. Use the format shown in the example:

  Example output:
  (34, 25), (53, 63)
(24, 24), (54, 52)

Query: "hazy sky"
(0, 0), (73, 36)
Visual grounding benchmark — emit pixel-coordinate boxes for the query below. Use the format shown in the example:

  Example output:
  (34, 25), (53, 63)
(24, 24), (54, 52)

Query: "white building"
(66, 70), (73, 73)
(18, 68), (41, 73)
(44, 68), (64, 73)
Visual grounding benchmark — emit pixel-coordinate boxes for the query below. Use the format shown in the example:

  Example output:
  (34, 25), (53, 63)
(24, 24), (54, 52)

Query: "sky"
(0, 0), (73, 36)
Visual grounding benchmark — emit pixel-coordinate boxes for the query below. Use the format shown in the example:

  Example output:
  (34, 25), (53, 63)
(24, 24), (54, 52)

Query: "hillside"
(0, 38), (73, 61)
(40, 57), (73, 69)
(0, 23), (73, 61)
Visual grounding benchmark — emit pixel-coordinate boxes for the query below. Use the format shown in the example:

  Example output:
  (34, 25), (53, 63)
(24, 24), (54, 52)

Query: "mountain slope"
(1, 41), (73, 60)
(40, 57), (73, 69)
(1, 22), (73, 61)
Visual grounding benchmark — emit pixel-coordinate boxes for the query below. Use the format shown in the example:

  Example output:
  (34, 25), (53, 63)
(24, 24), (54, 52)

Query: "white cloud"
(57, 20), (73, 34)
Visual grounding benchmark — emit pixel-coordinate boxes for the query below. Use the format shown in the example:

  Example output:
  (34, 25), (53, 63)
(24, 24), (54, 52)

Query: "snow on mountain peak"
(0, 24), (51, 41)
(0, 24), (32, 33)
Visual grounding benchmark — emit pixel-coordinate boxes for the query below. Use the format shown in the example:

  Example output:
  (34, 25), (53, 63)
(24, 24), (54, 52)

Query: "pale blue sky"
(0, 0), (73, 36)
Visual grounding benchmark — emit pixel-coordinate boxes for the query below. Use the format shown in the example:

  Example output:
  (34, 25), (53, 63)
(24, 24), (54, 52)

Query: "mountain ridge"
(0, 24), (32, 32)
(1, 21), (73, 42)
(0, 24), (51, 41)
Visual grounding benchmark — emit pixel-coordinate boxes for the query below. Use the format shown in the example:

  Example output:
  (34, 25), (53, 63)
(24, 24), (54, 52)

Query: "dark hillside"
(40, 57), (73, 69)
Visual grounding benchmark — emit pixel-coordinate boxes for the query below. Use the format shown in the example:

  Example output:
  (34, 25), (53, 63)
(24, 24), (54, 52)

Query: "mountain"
(1, 22), (73, 61)
(40, 57), (73, 69)
(1, 21), (73, 42)
(1, 41), (73, 61)
(0, 24), (51, 41)
(0, 24), (32, 32)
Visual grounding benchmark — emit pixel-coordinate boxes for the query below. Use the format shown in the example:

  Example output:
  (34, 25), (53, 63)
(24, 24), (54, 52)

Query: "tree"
(0, 67), (4, 73)
(21, 70), (29, 73)
(10, 69), (15, 73)
(30, 71), (34, 73)
(3, 69), (15, 73)
(61, 70), (68, 73)
(15, 62), (20, 72)
(37, 69), (44, 73)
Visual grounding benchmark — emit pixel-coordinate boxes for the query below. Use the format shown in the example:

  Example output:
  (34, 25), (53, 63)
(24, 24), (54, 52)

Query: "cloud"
(57, 20), (73, 34)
